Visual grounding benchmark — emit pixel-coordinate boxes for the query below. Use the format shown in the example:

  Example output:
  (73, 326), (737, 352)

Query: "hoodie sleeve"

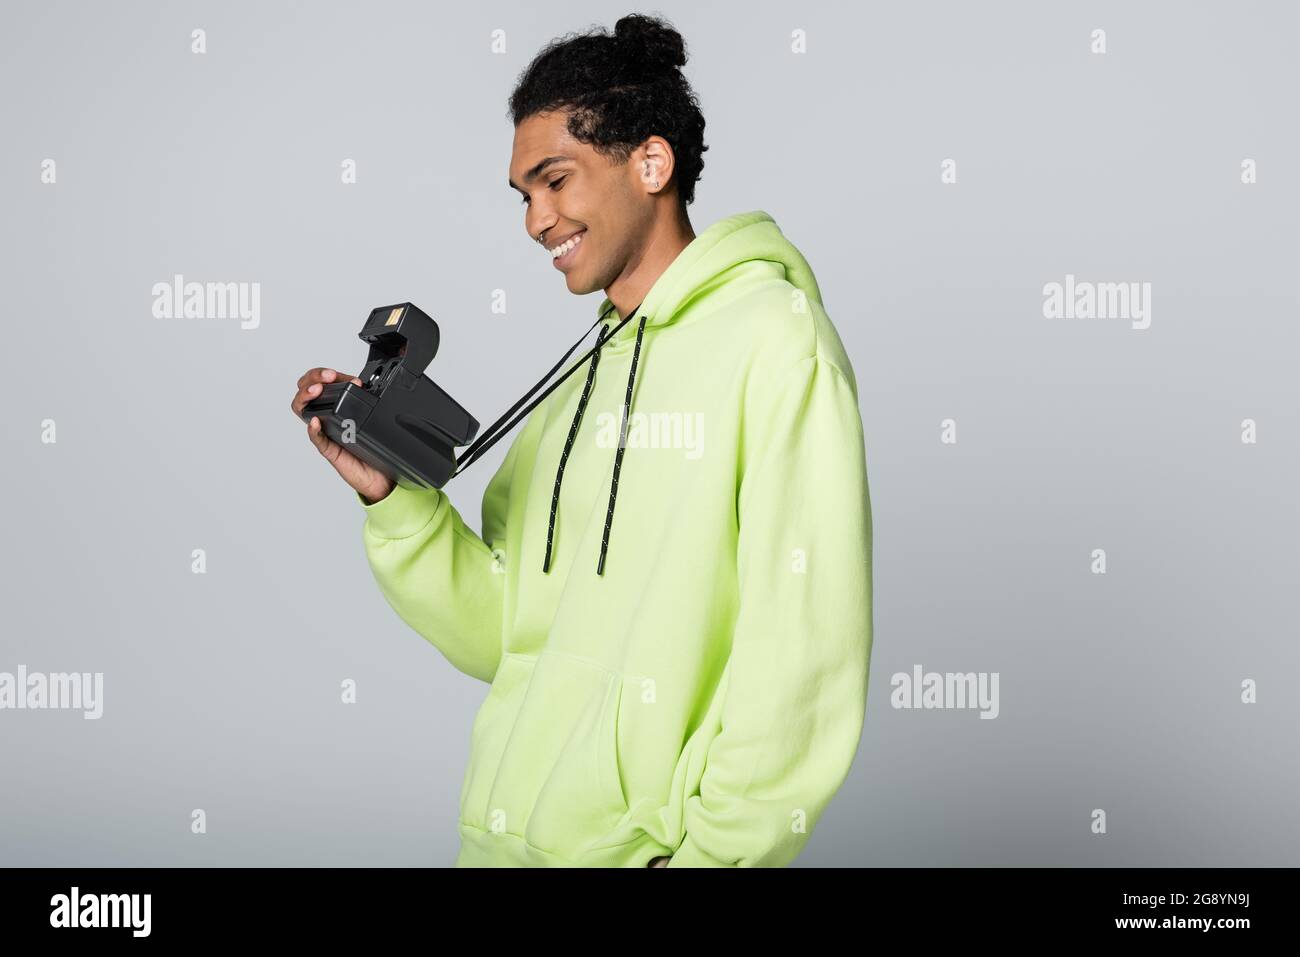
(353, 437), (518, 684)
(669, 353), (873, 867)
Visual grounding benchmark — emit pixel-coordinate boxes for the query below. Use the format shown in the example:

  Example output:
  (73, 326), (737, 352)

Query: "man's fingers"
(293, 370), (362, 416)
(296, 367), (325, 390)
(295, 366), (344, 391)
(292, 382), (321, 416)
(293, 368), (327, 414)
(306, 416), (330, 454)
(307, 416), (345, 463)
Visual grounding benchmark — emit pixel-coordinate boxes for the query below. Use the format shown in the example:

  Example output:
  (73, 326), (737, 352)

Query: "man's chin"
(564, 271), (599, 295)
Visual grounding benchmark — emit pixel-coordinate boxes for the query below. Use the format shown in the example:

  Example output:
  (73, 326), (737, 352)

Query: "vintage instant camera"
(300, 303), (479, 489)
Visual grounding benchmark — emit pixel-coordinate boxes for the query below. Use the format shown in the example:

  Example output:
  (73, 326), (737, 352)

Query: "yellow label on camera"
(386, 307), (403, 326)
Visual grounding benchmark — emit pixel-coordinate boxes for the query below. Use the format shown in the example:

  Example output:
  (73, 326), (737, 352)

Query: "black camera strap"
(450, 302), (642, 479)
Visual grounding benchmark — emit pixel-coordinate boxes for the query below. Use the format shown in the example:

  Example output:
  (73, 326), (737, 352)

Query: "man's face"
(508, 110), (649, 296)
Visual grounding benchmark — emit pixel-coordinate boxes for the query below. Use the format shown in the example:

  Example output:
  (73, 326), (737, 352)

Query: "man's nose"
(526, 209), (555, 246)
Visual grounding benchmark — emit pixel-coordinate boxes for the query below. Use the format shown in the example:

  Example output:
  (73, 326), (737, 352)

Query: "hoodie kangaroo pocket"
(460, 649), (629, 857)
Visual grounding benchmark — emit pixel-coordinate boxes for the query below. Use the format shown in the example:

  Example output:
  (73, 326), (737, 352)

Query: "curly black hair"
(507, 13), (709, 208)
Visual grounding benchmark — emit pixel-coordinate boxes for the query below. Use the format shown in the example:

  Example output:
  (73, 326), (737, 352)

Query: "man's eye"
(519, 176), (566, 205)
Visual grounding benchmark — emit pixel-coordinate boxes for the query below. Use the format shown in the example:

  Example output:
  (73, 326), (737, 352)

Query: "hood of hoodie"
(539, 209), (826, 576)
(593, 209), (824, 349)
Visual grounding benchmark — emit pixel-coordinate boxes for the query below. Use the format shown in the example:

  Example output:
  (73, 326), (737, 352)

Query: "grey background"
(2, 0), (1296, 866)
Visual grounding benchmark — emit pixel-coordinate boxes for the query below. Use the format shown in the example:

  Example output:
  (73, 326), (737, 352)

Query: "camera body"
(300, 303), (479, 490)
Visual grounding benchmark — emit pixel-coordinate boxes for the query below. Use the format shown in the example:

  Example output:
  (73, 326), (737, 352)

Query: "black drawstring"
(597, 314), (650, 576)
(447, 299), (646, 577)
(538, 302), (645, 576)
(542, 324), (608, 573)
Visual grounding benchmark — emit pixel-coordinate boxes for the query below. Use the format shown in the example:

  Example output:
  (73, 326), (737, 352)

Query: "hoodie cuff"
(665, 834), (734, 868)
(356, 483), (445, 540)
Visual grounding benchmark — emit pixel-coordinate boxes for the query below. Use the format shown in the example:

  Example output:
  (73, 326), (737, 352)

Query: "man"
(290, 14), (872, 867)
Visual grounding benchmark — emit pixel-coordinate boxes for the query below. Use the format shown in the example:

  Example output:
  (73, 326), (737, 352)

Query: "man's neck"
(606, 210), (695, 318)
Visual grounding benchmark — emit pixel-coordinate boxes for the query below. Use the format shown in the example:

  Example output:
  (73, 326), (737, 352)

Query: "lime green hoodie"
(355, 210), (872, 867)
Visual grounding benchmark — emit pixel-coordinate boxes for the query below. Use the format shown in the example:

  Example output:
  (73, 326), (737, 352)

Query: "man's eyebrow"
(508, 155), (572, 192)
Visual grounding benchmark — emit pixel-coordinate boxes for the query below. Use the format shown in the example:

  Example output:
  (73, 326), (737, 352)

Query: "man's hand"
(291, 367), (395, 504)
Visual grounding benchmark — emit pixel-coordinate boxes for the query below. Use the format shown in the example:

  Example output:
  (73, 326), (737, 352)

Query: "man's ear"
(637, 137), (675, 196)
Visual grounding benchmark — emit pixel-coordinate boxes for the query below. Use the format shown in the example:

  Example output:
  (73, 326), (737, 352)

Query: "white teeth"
(550, 231), (583, 258)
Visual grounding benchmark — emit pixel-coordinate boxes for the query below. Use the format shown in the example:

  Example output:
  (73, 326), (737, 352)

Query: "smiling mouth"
(550, 230), (585, 269)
